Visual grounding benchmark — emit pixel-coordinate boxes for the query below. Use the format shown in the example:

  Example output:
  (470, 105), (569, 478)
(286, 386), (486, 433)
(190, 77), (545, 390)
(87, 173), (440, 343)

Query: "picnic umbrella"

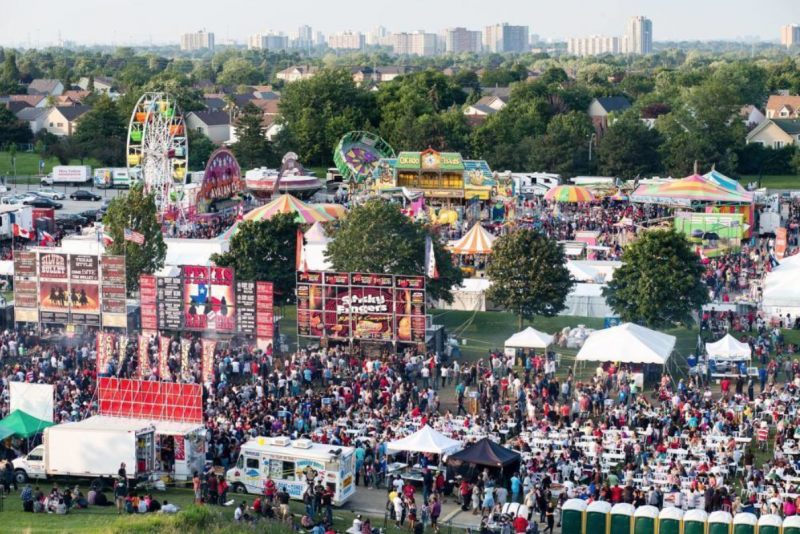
(543, 185), (595, 203)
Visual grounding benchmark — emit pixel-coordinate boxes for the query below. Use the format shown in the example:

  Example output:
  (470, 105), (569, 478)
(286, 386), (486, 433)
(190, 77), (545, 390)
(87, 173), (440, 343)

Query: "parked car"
(79, 209), (103, 223)
(37, 188), (66, 200)
(69, 190), (101, 201)
(23, 196), (63, 209)
(56, 214), (87, 231)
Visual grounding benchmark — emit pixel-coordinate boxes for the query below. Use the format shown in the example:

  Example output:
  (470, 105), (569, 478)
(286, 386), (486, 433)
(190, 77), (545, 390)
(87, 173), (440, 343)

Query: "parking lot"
(3, 182), (128, 215)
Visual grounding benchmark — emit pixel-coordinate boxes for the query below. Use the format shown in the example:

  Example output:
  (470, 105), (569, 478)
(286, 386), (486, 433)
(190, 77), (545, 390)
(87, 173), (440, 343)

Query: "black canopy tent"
(446, 438), (521, 482)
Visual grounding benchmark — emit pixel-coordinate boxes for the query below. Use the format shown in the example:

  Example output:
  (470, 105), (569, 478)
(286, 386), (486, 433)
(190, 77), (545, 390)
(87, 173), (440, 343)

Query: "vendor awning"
(576, 323), (676, 365)
(386, 425), (462, 455)
(447, 438), (520, 468)
(450, 224), (495, 254)
(504, 327), (553, 349)
(0, 409), (55, 439)
(631, 174), (754, 206)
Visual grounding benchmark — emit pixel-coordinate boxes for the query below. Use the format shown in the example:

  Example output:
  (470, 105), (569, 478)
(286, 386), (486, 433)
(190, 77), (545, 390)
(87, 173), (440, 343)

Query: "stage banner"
(96, 332), (115, 374)
(159, 336), (171, 379)
(118, 336), (128, 367)
(138, 335), (151, 378)
(776, 227), (788, 260)
(181, 338), (191, 376)
(256, 281), (274, 351)
(140, 275), (158, 331)
(201, 339), (217, 383)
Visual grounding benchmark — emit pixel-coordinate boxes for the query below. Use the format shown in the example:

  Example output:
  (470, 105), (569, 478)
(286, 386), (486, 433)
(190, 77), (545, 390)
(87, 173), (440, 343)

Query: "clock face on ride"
(422, 151), (440, 169)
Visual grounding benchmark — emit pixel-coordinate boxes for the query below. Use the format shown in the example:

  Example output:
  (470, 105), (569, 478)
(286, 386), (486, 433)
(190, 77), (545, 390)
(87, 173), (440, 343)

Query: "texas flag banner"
(201, 339), (216, 384)
(158, 336), (171, 380)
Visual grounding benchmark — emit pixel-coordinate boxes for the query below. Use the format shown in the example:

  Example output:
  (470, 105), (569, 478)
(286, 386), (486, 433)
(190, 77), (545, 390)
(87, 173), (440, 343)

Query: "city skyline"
(0, 0), (797, 47)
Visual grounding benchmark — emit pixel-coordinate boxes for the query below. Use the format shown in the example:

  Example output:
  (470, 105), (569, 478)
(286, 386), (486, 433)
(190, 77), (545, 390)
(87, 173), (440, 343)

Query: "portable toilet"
(785, 515), (800, 534)
(562, 499), (587, 534)
(633, 505), (659, 534)
(732, 513), (756, 534)
(708, 511), (733, 534)
(757, 514), (782, 534)
(586, 500), (612, 533)
(610, 503), (635, 534)
(659, 506), (685, 534)
(684, 509), (709, 534)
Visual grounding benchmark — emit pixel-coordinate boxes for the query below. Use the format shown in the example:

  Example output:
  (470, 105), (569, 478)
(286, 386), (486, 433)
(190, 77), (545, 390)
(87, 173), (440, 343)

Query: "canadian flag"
(296, 228), (307, 272)
(12, 224), (31, 239)
(40, 231), (56, 244)
(425, 235), (439, 279)
(237, 203), (244, 221)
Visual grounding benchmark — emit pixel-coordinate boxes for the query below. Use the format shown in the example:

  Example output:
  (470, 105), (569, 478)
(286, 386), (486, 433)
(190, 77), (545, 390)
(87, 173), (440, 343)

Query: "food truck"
(226, 437), (356, 505)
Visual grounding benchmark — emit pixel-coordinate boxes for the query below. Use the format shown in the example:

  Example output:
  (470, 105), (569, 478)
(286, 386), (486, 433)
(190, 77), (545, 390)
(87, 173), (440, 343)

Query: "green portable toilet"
(610, 503), (635, 534)
(732, 513), (756, 534)
(659, 506), (684, 534)
(708, 511), (733, 534)
(587, 500), (612, 534)
(562, 499), (587, 534)
(785, 515), (800, 534)
(684, 509), (709, 534)
(633, 505), (659, 534)
(757, 514), (782, 534)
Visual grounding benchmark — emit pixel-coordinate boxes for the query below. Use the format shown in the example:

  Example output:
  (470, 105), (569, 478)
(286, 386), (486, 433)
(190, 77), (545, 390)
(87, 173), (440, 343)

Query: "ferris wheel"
(127, 92), (188, 218)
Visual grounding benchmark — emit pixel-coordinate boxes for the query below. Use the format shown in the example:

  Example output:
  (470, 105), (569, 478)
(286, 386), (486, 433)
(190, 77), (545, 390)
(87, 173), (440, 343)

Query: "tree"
(73, 94), (127, 166)
(102, 185), (167, 292)
(793, 147), (800, 178)
(597, 114), (662, 179)
(188, 129), (216, 171)
(231, 102), (273, 170)
(527, 111), (596, 177)
(325, 200), (462, 303)
(0, 105), (32, 146)
(217, 58), (260, 86)
(0, 51), (23, 94)
(603, 230), (709, 327)
(211, 214), (299, 299)
(485, 229), (575, 329)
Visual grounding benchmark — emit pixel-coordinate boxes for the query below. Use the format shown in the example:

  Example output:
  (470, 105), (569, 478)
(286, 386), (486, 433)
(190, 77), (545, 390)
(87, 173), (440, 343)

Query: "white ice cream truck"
(227, 437), (356, 505)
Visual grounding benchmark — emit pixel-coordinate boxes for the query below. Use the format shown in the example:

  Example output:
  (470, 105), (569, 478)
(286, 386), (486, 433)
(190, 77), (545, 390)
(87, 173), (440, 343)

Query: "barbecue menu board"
(236, 281), (256, 334)
(256, 282), (274, 340)
(13, 252), (37, 314)
(100, 256), (126, 316)
(140, 275), (157, 331)
(13, 252), (37, 279)
(69, 255), (99, 282)
(157, 276), (182, 330)
(297, 271), (426, 343)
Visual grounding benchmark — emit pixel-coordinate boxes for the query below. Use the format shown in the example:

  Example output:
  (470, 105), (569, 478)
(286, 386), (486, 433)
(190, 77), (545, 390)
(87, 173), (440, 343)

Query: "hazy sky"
(0, 0), (797, 46)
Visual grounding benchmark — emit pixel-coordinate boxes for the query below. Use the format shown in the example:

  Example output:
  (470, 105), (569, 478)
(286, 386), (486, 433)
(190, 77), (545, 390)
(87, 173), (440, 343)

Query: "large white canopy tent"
(504, 327), (553, 349)
(762, 254), (800, 317)
(576, 323), (676, 365)
(386, 425), (462, 455)
(706, 334), (751, 360)
(304, 221), (332, 271)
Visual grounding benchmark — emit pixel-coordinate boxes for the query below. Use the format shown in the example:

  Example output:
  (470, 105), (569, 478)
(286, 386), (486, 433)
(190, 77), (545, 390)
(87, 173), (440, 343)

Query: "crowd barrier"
(561, 499), (800, 533)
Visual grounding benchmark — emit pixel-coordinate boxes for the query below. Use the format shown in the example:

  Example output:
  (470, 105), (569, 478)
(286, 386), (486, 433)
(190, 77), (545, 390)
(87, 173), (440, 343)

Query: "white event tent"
(705, 334), (751, 361)
(304, 221), (332, 271)
(386, 425), (462, 455)
(762, 254), (800, 317)
(576, 323), (676, 365)
(504, 327), (553, 349)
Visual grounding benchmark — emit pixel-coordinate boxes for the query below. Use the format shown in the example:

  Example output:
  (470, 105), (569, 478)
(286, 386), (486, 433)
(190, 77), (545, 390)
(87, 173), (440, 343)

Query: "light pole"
(588, 133), (597, 161)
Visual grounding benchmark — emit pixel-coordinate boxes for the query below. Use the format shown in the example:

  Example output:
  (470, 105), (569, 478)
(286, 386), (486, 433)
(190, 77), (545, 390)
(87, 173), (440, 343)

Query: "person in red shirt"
(720, 378), (730, 400)
(610, 483), (623, 503)
(513, 514), (529, 533)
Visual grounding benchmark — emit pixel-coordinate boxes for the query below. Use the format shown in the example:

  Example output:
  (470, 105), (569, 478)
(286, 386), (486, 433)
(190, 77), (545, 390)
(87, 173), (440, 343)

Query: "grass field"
(741, 174), (800, 190)
(0, 151), (101, 178)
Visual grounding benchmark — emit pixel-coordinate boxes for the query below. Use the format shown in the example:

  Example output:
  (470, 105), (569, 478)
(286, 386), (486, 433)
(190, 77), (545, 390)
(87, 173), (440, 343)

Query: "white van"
(227, 437), (356, 505)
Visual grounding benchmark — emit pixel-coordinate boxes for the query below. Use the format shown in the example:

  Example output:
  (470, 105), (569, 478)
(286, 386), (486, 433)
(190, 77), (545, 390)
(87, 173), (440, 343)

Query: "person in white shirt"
(162, 501), (179, 513)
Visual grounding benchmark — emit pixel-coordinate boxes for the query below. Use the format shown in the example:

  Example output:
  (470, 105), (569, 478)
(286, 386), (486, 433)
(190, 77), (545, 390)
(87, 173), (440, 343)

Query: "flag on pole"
(124, 228), (145, 244)
(425, 235), (439, 279)
(296, 228), (307, 272)
(40, 231), (55, 244)
(12, 224), (31, 239)
(138, 335), (151, 378)
(237, 203), (244, 221)
(102, 232), (114, 245)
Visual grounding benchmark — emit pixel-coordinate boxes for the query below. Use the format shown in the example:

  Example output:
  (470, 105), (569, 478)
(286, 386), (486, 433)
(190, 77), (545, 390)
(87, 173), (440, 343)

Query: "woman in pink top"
(784, 498), (796, 517)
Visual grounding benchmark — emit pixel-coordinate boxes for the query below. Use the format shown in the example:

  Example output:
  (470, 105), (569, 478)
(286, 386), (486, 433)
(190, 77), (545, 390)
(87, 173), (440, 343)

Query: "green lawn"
(0, 151), (101, 178)
(741, 174), (800, 190)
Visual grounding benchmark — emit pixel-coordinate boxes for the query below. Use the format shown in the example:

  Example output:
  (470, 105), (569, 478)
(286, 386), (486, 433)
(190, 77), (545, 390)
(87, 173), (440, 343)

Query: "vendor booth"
(504, 327), (553, 353)
(706, 333), (751, 376)
(445, 438), (520, 482)
(386, 425), (462, 455)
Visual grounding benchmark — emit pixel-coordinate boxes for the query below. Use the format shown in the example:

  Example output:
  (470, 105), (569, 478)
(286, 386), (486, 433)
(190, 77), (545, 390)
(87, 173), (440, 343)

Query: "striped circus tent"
(451, 223), (496, 254)
(315, 203), (348, 219)
(244, 194), (335, 224)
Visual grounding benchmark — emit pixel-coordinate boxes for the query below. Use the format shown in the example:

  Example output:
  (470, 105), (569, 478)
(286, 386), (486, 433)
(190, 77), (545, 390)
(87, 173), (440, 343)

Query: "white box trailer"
(227, 437), (356, 505)
(42, 165), (92, 186)
(12, 416), (156, 488)
(0, 205), (32, 239)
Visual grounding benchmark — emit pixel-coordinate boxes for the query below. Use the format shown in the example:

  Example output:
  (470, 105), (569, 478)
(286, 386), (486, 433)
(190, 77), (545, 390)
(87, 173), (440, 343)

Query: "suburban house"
(77, 76), (115, 93)
(765, 95), (800, 119)
(27, 79), (64, 96)
(42, 105), (92, 136)
(463, 96), (509, 125)
(15, 107), (49, 135)
(746, 118), (800, 148)
(9, 95), (46, 108)
(186, 111), (232, 144)
(2, 100), (30, 114)
(276, 65), (319, 82)
(740, 105), (766, 128)
(61, 90), (92, 104)
(203, 95), (227, 112)
(588, 96), (632, 137)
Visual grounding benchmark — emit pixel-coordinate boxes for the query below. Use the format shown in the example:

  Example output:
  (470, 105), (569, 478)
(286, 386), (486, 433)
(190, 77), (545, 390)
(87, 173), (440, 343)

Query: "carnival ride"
(197, 148), (243, 213)
(244, 152), (322, 199)
(127, 92), (188, 218)
(333, 131), (395, 184)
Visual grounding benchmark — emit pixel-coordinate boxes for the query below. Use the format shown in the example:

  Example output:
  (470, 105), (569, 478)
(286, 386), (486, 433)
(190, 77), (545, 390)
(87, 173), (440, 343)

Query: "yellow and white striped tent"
(450, 223), (496, 255)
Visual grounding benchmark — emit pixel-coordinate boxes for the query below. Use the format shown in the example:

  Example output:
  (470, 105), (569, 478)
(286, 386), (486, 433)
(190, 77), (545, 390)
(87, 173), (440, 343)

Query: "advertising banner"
(101, 256), (127, 324)
(96, 332), (115, 374)
(776, 227), (788, 260)
(183, 265), (209, 329)
(38, 252), (68, 279)
(181, 338), (191, 376)
(69, 282), (100, 326)
(256, 282), (274, 350)
(13, 251), (36, 278)
(140, 275), (158, 331)
(118, 336), (128, 366)
(159, 336), (171, 379)
(209, 267), (235, 331)
(297, 271), (322, 337)
(138, 335), (151, 378)
(69, 255), (99, 281)
(236, 281), (256, 334)
(157, 276), (182, 330)
(201, 339), (217, 383)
